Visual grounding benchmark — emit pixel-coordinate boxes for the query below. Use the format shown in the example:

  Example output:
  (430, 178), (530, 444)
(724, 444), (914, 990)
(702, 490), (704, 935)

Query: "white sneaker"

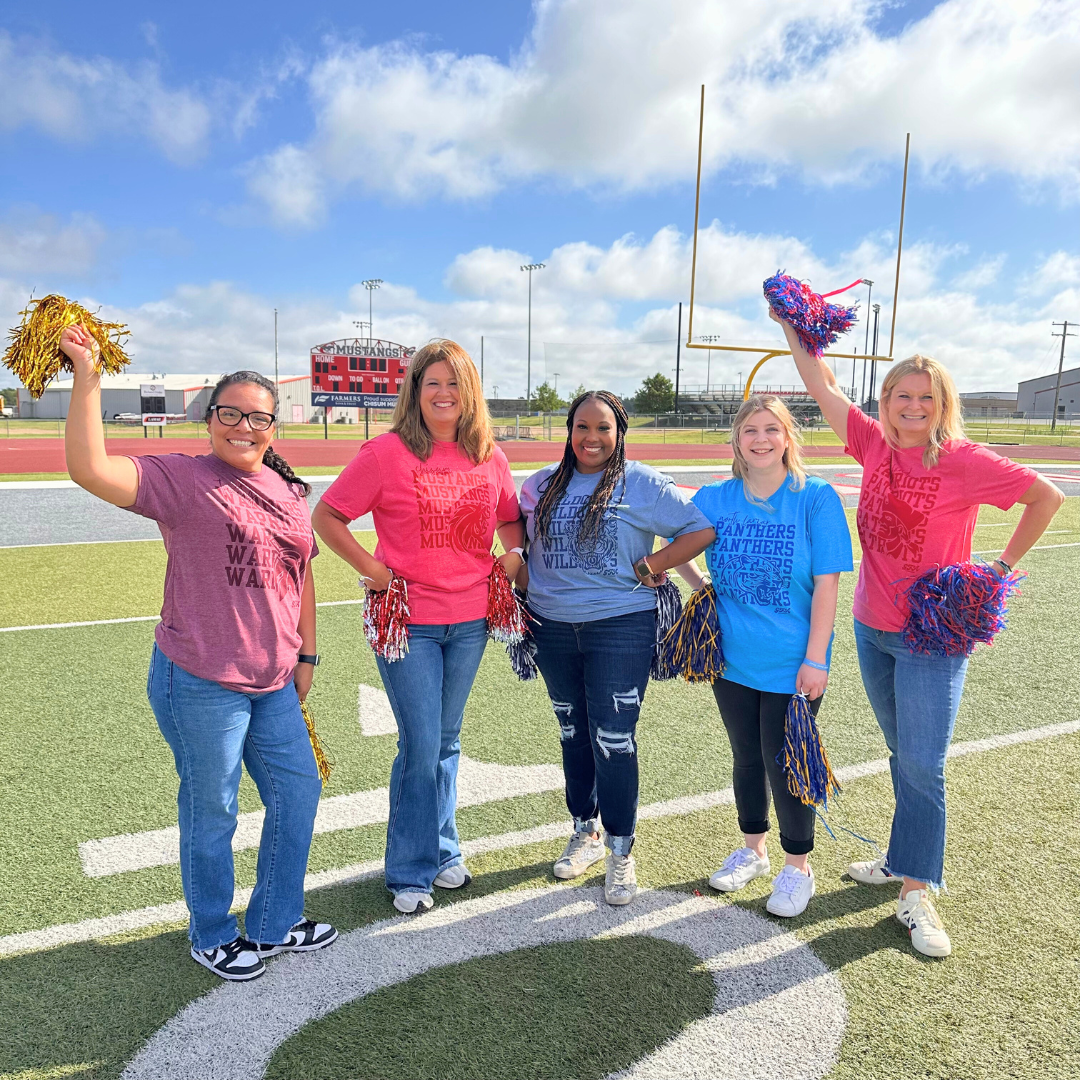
(604, 853), (638, 906)
(847, 852), (899, 885)
(896, 890), (952, 957)
(553, 831), (606, 880)
(433, 864), (472, 889)
(709, 847), (771, 893)
(392, 891), (434, 914)
(766, 864), (815, 918)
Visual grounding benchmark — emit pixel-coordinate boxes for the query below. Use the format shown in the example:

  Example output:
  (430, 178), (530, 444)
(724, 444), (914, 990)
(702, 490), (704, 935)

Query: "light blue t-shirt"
(521, 461), (712, 622)
(692, 475), (854, 694)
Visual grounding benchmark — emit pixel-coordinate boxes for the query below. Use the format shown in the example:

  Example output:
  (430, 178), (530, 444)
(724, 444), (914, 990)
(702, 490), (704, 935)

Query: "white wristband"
(509, 547), (525, 557)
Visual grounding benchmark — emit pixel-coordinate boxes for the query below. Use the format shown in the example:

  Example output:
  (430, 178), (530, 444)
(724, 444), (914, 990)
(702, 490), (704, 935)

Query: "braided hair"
(533, 390), (628, 546)
(207, 371), (312, 496)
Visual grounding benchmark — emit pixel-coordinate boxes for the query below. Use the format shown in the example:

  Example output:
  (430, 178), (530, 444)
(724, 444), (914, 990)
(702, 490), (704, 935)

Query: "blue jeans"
(853, 620), (970, 888)
(376, 619), (489, 895)
(146, 645), (322, 951)
(529, 607), (655, 855)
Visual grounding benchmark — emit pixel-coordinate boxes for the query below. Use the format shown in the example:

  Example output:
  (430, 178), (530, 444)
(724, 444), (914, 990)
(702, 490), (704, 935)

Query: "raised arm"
(768, 308), (852, 444)
(61, 324), (139, 506)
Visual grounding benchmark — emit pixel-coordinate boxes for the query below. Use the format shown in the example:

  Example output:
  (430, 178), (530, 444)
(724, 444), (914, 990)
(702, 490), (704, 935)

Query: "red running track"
(1, 438), (1077, 474)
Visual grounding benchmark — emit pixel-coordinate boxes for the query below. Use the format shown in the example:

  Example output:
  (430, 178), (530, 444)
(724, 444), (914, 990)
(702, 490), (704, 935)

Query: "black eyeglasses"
(209, 405), (276, 431)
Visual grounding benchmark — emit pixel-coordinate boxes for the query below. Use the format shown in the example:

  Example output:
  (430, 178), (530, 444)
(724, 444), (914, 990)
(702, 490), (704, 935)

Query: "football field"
(1, 491), (1078, 1080)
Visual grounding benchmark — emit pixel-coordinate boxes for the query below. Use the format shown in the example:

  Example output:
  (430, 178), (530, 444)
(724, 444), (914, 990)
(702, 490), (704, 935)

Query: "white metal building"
(15, 372), (355, 423)
(1016, 367), (1080, 419)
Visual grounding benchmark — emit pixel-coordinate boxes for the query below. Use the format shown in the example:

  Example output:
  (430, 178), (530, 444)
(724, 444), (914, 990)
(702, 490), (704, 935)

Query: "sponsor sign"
(141, 414), (167, 427)
(311, 392), (398, 410)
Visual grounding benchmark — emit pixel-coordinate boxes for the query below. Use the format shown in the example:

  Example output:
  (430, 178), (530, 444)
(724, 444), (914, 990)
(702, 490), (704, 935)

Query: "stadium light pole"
(700, 335), (723, 393)
(362, 279), (382, 341)
(520, 263), (545, 410)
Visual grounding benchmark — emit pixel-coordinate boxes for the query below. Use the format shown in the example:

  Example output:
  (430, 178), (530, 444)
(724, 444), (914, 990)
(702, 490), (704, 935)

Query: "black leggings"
(711, 678), (823, 856)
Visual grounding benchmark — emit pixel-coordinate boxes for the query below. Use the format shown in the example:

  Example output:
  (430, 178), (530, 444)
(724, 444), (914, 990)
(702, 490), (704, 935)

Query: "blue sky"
(1, 0), (1077, 396)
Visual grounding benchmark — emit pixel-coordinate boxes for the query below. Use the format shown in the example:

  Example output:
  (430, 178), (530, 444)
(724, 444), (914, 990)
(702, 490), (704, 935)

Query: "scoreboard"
(309, 338), (414, 410)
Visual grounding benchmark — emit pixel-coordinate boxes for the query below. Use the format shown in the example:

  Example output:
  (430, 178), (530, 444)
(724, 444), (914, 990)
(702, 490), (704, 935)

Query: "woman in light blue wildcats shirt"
(518, 391), (714, 906)
(676, 394), (852, 918)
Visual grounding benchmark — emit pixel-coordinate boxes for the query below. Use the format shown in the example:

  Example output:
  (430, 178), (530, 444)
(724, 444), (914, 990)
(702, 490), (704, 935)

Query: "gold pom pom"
(2, 294), (132, 399)
(300, 700), (333, 784)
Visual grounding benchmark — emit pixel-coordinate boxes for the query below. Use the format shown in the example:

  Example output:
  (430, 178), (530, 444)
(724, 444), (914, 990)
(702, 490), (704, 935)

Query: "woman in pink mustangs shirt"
(312, 340), (524, 916)
(771, 308), (1064, 958)
(62, 323), (337, 983)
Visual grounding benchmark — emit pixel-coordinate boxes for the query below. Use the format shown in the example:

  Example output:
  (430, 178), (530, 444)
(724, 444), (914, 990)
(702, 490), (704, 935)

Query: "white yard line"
(2, 718), (1075, 958)
(3, 537), (1075, 635)
(0, 598), (362, 633)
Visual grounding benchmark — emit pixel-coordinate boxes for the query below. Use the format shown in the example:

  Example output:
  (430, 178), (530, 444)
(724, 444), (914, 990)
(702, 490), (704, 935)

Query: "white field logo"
(122, 886), (846, 1080)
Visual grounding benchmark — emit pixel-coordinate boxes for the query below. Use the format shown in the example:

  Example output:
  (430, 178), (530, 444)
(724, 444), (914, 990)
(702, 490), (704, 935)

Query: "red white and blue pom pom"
(363, 572), (410, 661)
(487, 560), (530, 645)
(902, 561), (1025, 658)
(777, 693), (841, 810)
(659, 582), (725, 683)
(763, 271), (858, 359)
(650, 578), (685, 681)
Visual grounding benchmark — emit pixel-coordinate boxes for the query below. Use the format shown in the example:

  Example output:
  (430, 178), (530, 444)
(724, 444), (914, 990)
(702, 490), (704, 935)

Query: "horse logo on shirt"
(448, 485), (495, 556)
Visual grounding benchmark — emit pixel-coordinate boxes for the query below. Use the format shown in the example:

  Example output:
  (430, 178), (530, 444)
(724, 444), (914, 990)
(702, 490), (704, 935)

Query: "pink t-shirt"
(125, 454), (317, 692)
(844, 405), (1037, 631)
(321, 433), (520, 624)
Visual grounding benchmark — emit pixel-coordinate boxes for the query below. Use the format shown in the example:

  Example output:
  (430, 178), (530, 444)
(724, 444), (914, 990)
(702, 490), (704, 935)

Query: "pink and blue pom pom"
(902, 562), (1025, 658)
(763, 271), (858, 359)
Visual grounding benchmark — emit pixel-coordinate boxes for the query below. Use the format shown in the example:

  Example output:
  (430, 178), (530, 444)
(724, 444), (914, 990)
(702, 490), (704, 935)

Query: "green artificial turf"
(1, 731), (1077, 1080)
(0, 501), (1077, 1080)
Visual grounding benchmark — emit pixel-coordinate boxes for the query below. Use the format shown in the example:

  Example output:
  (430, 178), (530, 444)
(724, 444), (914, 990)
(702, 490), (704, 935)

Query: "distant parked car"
(0, 406), (13, 418)
(112, 412), (141, 421)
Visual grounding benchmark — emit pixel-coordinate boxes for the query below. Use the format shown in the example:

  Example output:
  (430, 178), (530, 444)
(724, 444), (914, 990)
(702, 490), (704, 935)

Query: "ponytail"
(262, 445), (311, 496)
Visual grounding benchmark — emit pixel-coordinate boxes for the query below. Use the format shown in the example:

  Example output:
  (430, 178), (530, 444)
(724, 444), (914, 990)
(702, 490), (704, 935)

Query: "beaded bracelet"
(802, 658), (829, 672)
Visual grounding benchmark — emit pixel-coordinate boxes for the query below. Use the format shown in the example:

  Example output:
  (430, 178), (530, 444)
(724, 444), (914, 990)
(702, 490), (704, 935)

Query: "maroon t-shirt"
(125, 453), (317, 692)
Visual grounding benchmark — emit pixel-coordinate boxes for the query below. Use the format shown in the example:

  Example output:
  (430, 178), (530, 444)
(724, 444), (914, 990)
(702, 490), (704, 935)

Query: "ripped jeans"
(529, 607), (655, 855)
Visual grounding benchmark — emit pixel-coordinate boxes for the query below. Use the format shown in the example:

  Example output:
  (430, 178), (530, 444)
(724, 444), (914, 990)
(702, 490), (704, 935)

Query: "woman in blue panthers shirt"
(676, 395), (852, 919)
(518, 391), (714, 907)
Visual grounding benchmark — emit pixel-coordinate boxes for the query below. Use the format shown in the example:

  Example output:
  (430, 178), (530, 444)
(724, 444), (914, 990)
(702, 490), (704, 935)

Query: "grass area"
(0, 502), (1077, 1079)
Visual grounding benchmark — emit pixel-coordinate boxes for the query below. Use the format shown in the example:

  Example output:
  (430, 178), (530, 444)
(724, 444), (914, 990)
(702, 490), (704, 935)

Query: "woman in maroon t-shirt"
(61, 323), (337, 982)
(773, 309), (1064, 958)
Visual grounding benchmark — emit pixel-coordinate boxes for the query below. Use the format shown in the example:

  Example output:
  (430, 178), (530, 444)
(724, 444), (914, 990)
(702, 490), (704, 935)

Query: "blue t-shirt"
(521, 461), (712, 622)
(692, 475), (853, 694)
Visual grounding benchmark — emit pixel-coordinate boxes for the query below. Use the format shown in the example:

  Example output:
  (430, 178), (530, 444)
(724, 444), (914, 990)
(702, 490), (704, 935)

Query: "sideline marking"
(3, 718), (1075, 957)
(119, 885), (846, 1080)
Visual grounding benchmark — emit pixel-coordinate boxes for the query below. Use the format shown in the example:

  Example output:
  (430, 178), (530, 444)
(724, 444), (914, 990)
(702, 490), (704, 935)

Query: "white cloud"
(0, 209), (106, 276)
(248, 0), (1080, 222)
(1, 223), (1072, 397)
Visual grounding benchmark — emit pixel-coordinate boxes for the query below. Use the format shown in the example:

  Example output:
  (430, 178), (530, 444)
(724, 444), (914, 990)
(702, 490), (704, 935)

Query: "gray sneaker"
(553, 831), (605, 880)
(604, 852), (638, 906)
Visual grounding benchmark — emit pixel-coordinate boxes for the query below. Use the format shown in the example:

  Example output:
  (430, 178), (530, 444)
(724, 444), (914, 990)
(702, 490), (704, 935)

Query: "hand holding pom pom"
(763, 272), (858, 359)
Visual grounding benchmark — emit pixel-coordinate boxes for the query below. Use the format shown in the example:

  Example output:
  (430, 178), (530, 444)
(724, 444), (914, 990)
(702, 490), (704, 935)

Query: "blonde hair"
(391, 339), (494, 464)
(878, 354), (964, 469)
(730, 395), (806, 495)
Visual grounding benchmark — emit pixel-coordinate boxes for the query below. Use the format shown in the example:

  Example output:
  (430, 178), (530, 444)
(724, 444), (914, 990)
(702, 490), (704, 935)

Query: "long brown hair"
(533, 390), (628, 545)
(729, 394), (806, 495)
(879, 354), (964, 469)
(391, 340), (494, 463)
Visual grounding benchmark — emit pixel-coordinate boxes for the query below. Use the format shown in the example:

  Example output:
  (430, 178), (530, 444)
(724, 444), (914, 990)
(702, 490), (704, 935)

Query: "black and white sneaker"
(190, 937), (265, 981)
(252, 919), (339, 958)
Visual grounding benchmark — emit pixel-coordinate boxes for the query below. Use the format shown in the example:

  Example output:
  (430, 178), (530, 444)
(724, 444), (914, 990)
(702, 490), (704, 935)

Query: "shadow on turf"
(0, 860), (561, 1080)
